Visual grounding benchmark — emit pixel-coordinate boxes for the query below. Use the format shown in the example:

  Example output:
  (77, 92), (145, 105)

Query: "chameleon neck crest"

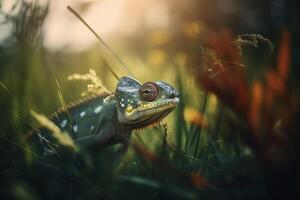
(115, 76), (179, 129)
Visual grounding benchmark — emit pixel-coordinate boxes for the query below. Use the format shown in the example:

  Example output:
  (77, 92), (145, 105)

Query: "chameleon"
(27, 7), (180, 159)
(31, 76), (179, 158)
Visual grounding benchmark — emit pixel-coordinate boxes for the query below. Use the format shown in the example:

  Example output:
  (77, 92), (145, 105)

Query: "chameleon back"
(32, 93), (114, 155)
(50, 94), (112, 139)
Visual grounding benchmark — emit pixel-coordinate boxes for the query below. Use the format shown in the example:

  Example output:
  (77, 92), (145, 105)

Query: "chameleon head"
(115, 76), (179, 129)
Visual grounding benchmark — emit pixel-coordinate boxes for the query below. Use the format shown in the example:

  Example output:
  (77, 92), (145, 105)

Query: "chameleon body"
(33, 76), (179, 156)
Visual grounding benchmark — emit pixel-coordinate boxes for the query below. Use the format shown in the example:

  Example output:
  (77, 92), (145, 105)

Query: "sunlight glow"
(43, 0), (170, 51)
(44, 0), (125, 50)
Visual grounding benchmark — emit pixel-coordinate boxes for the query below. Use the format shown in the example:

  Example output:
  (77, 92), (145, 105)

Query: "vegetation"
(0, 0), (299, 199)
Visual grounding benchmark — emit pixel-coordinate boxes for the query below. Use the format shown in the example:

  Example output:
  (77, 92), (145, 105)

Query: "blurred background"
(0, 0), (299, 199)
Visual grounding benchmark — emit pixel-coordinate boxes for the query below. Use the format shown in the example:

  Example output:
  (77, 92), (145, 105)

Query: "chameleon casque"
(33, 76), (179, 158)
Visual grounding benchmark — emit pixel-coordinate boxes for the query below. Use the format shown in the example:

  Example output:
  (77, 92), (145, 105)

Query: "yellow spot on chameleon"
(126, 105), (133, 113)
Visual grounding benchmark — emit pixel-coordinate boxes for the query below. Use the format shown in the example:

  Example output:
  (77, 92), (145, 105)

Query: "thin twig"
(0, 135), (45, 161)
(46, 64), (76, 139)
(67, 6), (134, 79)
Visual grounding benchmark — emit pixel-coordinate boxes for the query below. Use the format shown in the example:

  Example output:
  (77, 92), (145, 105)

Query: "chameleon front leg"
(74, 126), (130, 169)
(113, 132), (132, 166)
(72, 123), (117, 170)
(75, 122), (116, 152)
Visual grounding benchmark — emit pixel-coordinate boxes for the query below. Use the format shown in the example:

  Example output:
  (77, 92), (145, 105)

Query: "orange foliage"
(189, 172), (209, 189)
(189, 29), (293, 161)
(277, 30), (290, 81)
(207, 29), (242, 64)
(249, 81), (263, 132)
(266, 70), (285, 97)
(184, 107), (208, 128)
(191, 29), (249, 115)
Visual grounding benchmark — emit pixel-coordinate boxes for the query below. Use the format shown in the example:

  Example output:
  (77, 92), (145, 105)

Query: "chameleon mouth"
(129, 108), (174, 130)
(138, 97), (179, 112)
(124, 97), (179, 129)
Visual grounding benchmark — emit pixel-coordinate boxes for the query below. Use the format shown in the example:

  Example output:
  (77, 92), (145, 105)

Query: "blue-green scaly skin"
(34, 76), (179, 156)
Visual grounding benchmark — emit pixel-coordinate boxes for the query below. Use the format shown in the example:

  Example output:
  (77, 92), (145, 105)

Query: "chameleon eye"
(140, 82), (159, 102)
